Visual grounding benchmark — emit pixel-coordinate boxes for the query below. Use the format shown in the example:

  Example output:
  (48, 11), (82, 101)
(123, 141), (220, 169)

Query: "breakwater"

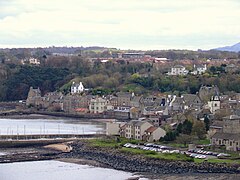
(1, 140), (240, 174)
(0, 134), (105, 148)
(66, 141), (240, 174)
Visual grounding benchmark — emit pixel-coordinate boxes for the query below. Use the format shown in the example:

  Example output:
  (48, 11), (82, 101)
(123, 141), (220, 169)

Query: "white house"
(191, 64), (207, 75)
(71, 82), (85, 94)
(167, 65), (189, 76)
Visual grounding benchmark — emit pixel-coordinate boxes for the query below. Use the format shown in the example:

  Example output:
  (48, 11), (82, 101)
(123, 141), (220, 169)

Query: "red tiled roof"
(75, 108), (88, 112)
(145, 126), (157, 133)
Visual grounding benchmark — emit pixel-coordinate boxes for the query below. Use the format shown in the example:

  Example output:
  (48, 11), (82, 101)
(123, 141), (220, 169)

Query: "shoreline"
(1, 141), (240, 179)
(0, 110), (124, 122)
(0, 112), (117, 123)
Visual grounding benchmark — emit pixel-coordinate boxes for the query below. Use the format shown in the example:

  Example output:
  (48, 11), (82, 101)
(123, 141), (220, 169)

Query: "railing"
(0, 134), (106, 141)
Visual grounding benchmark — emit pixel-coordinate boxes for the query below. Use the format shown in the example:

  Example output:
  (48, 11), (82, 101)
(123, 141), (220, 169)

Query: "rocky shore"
(65, 141), (240, 175)
(0, 147), (61, 163)
(1, 140), (240, 176)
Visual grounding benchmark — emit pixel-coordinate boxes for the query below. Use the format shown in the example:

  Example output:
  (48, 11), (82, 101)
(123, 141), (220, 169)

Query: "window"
(230, 141), (232, 146)
(215, 103), (218, 107)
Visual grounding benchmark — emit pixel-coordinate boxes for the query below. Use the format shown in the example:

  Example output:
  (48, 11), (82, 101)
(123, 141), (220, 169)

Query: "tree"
(204, 115), (210, 131)
(176, 134), (193, 147)
(176, 122), (183, 134)
(182, 120), (193, 135)
(192, 120), (206, 140)
(162, 131), (177, 141)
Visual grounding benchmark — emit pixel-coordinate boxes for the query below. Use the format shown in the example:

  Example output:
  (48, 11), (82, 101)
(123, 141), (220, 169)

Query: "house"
(42, 91), (64, 110)
(142, 106), (168, 116)
(106, 95), (118, 107)
(143, 126), (166, 142)
(63, 95), (92, 113)
(140, 95), (168, 116)
(106, 121), (126, 136)
(198, 85), (219, 103)
(211, 115), (240, 151)
(89, 97), (106, 114)
(114, 106), (131, 120)
(71, 82), (85, 94)
(208, 121), (224, 138)
(21, 57), (40, 65)
(167, 65), (189, 76)
(171, 113), (187, 123)
(116, 92), (133, 107)
(26, 87), (42, 107)
(130, 96), (142, 108)
(191, 64), (207, 75)
(169, 96), (184, 112)
(181, 94), (202, 110)
(124, 120), (153, 140)
(29, 58), (41, 65)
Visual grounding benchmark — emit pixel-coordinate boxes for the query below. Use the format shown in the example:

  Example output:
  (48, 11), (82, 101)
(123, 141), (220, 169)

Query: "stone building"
(116, 92), (133, 107)
(124, 120), (153, 140)
(26, 87), (42, 107)
(143, 126), (166, 142)
(63, 95), (92, 113)
(211, 115), (240, 151)
(89, 97), (107, 114)
(198, 85), (219, 103)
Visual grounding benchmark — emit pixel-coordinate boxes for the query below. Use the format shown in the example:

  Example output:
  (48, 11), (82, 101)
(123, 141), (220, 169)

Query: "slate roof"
(212, 132), (240, 141)
(182, 94), (201, 104)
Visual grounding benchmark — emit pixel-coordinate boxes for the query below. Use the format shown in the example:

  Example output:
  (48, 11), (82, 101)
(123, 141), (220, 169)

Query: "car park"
(123, 143), (132, 148)
(217, 153), (231, 158)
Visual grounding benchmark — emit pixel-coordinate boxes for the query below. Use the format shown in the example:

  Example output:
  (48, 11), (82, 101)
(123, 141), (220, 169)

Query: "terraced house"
(124, 120), (153, 140)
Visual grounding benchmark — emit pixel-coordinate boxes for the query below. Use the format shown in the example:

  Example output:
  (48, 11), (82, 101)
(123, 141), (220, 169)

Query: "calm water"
(0, 160), (141, 180)
(0, 117), (105, 135)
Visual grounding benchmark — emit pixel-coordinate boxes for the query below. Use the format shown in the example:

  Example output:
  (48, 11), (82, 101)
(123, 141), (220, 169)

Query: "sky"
(0, 0), (240, 50)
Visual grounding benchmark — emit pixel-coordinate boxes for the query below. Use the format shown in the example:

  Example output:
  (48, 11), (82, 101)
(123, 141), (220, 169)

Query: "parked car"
(123, 143), (132, 148)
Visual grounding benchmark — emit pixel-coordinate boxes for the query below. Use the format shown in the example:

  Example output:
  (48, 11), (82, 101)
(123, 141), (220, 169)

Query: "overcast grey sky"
(0, 0), (239, 50)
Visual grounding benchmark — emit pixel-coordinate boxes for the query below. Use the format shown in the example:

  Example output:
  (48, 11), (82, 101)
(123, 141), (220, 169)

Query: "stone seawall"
(0, 110), (130, 120)
(67, 141), (240, 174)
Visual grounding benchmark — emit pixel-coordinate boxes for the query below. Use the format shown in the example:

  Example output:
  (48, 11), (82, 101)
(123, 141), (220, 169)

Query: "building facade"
(211, 115), (240, 151)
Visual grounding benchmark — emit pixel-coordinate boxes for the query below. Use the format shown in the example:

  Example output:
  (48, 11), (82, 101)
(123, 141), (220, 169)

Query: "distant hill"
(0, 46), (116, 55)
(214, 42), (240, 52)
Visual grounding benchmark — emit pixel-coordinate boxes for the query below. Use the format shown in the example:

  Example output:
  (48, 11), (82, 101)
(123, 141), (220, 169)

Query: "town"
(0, 48), (231, 154)
(0, 47), (240, 177)
(1, 0), (240, 179)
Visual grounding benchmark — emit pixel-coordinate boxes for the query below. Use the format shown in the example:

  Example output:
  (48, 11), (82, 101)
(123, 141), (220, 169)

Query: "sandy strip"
(44, 143), (72, 152)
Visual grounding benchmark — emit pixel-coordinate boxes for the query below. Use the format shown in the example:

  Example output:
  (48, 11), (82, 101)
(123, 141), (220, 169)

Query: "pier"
(0, 134), (106, 148)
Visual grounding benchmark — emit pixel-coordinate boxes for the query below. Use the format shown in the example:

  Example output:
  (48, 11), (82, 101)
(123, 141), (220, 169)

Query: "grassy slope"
(87, 138), (240, 164)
